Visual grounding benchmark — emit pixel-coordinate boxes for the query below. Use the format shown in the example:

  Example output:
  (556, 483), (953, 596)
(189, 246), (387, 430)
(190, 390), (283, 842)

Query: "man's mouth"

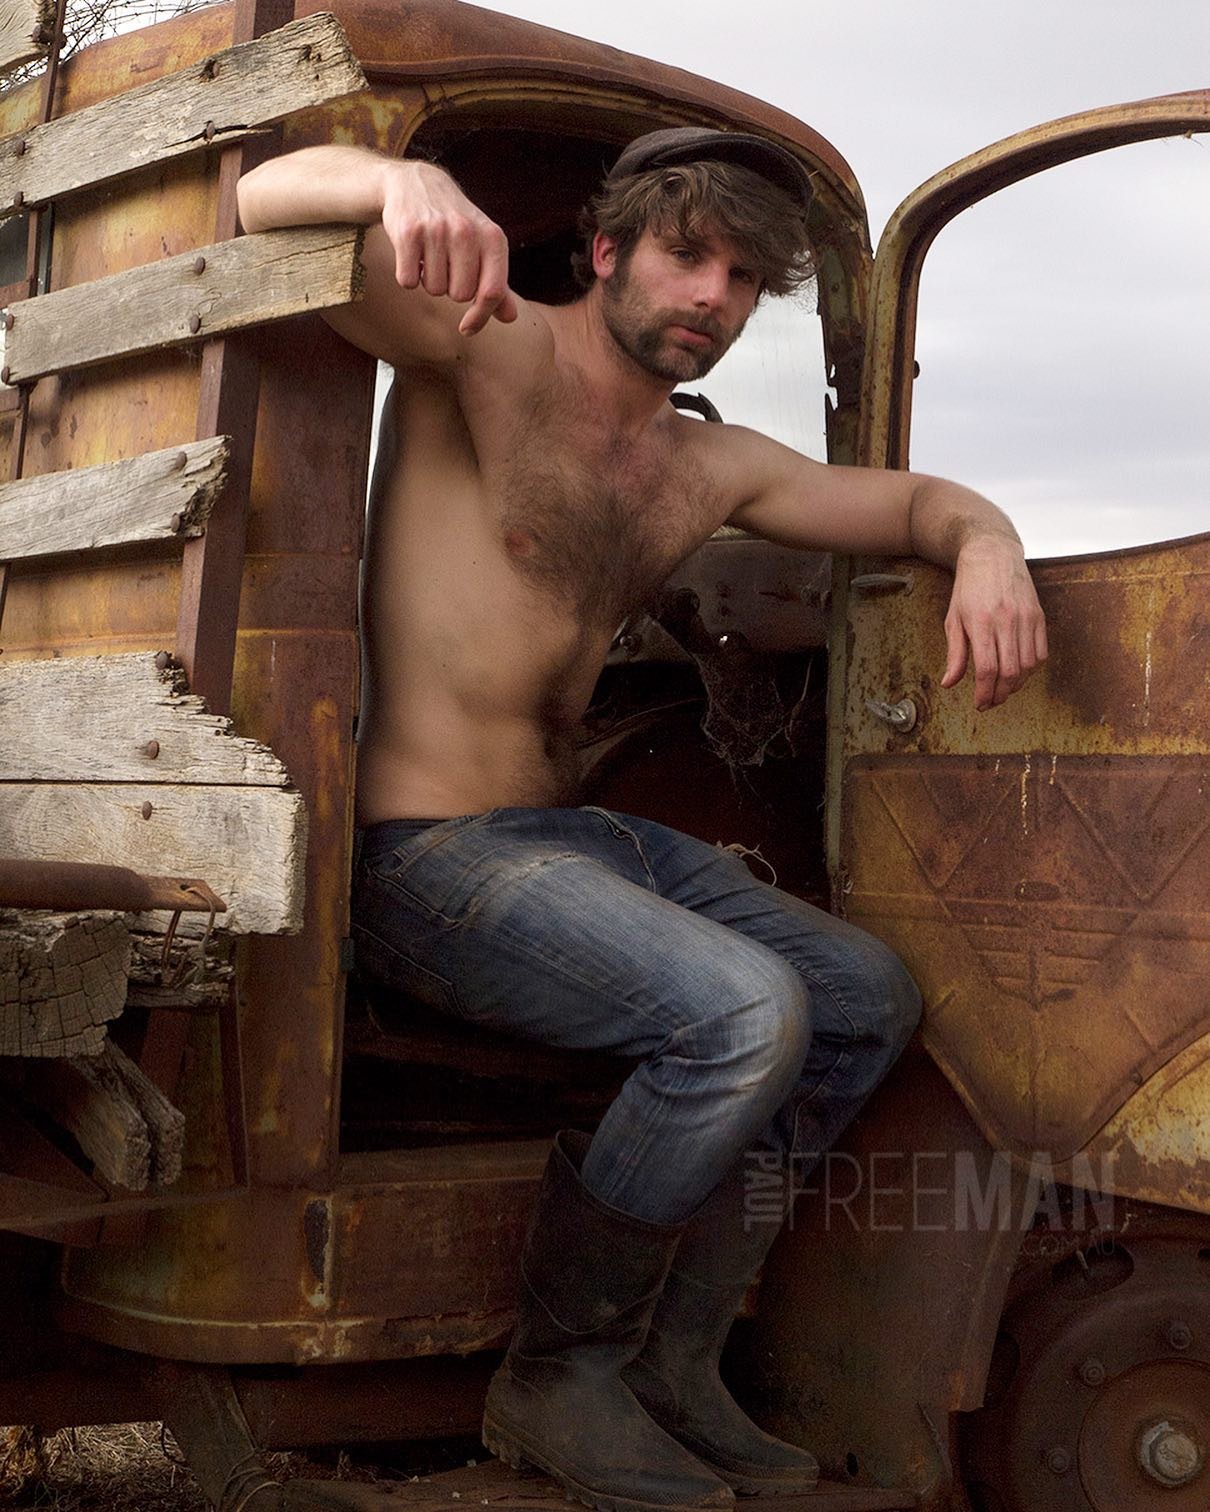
(668, 323), (717, 348)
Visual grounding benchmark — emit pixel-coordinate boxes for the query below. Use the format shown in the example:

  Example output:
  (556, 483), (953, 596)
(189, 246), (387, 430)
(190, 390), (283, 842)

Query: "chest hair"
(496, 383), (723, 629)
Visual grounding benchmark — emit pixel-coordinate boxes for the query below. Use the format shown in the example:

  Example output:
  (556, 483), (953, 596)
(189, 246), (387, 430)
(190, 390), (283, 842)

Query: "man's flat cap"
(607, 127), (813, 213)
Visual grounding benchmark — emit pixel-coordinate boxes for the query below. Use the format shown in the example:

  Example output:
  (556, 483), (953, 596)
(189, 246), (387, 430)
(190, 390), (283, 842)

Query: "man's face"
(596, 225), (760, 383)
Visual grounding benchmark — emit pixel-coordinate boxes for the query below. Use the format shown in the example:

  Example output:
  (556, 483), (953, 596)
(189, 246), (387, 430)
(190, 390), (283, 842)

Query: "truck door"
(823, 90), (1210, 1512)
(831, 89), (1210, 1173)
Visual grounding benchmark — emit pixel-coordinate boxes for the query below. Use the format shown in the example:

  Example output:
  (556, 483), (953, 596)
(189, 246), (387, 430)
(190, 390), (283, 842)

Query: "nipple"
(503, 528), (536, 558)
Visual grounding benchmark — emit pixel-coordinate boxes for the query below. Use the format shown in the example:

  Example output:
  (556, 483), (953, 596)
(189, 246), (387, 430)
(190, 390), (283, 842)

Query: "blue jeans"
(352, 806), (920, 1225)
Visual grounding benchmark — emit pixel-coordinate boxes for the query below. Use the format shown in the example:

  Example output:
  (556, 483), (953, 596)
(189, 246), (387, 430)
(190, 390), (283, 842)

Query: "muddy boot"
(621, 1167), (820, 1496)
(483, 1131), (734, 1512)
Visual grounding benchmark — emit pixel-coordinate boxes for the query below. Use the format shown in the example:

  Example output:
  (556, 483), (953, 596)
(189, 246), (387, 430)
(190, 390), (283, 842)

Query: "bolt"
(1078, 1357), (1106, 1387)
(1166, 1320), (1193, 1351)
(13, 139), (25, 157)
(193, 255), (206, 275)
(141, 801), (153, 820)
(144, 740), (160, 760)
(1138, 1420), (1202, 1488)
(1044, 1447), (1072, 1476)
(188, 314), (202, 334)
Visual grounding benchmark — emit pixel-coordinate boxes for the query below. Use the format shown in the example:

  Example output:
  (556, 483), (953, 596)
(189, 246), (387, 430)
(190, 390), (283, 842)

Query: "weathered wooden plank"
(126, 930), (233, 1012)
(27, 1041), (150, 1188)
(0, 0), (51, 76)
(24, 1040), (184, 1189)
(2, 223), (365, 384)
(0, 14), (366, 213)
(0, 652), (291, 785)
(0, 437), (227, 562)
(0, 783), (307, 933)
(0, 909), (129, 1058)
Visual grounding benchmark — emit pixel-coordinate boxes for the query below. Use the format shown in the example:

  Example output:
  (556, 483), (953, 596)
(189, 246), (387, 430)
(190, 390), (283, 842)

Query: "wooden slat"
(0, 436), (228, 562)
(0, 652), (292, 784)
(0, 908), (129, 1056)
(0, 13), (367, 214)
(2, 223), (365, 383)
(0, 0), (50, 76)
(24, 1039), (185, 1189)
(0, 782), (307, 933)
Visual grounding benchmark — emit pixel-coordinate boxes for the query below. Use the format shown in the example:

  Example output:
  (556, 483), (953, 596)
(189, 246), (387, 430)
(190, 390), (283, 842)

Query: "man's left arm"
(722, 434), (1047, 711)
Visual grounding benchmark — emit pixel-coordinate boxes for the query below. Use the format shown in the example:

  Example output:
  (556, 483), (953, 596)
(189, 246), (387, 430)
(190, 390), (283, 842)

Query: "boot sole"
(712, 1468), (820, 1498)
(483, 1412), (732, 1512)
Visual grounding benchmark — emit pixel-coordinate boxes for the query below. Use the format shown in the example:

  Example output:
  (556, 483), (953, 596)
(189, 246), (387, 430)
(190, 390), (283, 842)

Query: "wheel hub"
(961, 1229), (1210, 1511)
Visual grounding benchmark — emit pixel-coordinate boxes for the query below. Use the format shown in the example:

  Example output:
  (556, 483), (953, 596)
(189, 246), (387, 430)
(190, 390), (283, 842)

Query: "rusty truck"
(0, 2), (1206, 1509)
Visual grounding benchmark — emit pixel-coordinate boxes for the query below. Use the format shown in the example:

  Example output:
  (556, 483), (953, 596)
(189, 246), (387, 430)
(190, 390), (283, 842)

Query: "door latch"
(865, 696), (918, 734)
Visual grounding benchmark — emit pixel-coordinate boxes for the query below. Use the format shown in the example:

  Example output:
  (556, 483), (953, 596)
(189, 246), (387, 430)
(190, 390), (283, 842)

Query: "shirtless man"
(238, 128), (1047, 1512)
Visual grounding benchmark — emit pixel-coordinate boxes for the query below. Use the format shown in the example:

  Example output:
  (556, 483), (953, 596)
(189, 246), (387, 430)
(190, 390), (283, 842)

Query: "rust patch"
(843, 753), (1210, 1159)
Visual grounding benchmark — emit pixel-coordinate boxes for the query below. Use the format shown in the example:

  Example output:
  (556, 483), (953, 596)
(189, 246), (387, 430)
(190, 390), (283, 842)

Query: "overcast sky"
(488, 0), (1209, 559)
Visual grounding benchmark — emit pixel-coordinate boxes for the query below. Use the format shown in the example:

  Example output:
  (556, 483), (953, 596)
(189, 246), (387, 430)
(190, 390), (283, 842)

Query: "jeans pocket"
(351, 921), (463, 1015)
(363, 810), (507, 929)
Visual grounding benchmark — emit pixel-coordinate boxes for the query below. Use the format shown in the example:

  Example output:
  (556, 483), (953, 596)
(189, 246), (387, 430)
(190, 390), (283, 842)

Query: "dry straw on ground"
(0, 1423), (483, 1508)
(0, 1421), (419, 1509)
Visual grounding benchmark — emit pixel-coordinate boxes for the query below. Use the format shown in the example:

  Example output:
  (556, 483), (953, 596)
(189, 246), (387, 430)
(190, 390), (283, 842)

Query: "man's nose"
(692, 262), (730, 309)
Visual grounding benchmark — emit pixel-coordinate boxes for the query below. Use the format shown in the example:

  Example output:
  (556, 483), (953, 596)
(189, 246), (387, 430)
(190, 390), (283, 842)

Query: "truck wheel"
(961, 1223), (1210, 1512)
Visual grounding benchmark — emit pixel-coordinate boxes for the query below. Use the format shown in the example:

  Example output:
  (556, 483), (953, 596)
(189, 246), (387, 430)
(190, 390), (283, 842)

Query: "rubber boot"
(483, 1131), (735, 1512)
(621, 1165), (820, 1495)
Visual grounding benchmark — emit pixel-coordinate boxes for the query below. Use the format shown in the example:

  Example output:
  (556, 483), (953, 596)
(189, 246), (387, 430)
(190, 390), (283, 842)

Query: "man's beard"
(600, 265), (745, 383)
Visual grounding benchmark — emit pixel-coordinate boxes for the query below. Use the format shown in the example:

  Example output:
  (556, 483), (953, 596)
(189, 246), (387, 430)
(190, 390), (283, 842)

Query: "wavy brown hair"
(573, 160), (815, 298)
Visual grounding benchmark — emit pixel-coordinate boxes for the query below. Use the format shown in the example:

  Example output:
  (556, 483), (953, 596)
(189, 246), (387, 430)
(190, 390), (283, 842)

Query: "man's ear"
(592, 231), (620, 282)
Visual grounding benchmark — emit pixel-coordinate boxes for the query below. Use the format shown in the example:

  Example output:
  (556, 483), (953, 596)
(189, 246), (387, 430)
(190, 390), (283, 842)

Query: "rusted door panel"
(837, 537), (1209, 1160)
(844, 751), (1208, 1158)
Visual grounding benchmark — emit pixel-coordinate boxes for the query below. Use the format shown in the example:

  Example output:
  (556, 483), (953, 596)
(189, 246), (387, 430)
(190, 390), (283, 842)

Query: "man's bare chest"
(490, 407), (724, 628)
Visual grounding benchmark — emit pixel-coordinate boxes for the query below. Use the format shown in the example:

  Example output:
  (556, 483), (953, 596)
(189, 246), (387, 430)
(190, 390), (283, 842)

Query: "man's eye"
(672, 247), (697, 263)
(732, 267), (757, 285)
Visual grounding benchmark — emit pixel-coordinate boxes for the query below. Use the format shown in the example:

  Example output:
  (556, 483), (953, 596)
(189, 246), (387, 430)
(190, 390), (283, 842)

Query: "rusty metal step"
(283, 1458), (919, 1510)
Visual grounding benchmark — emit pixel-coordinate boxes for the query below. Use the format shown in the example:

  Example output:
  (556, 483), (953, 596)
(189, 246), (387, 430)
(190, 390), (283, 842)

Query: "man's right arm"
(236, 145), (521, 365)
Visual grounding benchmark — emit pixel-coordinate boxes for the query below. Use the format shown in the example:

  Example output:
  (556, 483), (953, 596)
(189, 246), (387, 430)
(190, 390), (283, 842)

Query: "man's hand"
(380, 161), (519, 336)
(940, 535), (1048, 710)
(237, 145), (520, 345)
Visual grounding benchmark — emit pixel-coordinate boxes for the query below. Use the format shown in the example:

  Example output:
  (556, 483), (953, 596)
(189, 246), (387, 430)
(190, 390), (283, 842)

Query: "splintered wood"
(0, 653), (307, 932)
(0, 0), (51, 76)
(1, 223), (365, 384)
(0, 13), (367, 212)
(24, 1038), (185, 1188)
(0, 651), (291, 784)
(0, 437), (229, 563)
(0, 909), (130, 1057)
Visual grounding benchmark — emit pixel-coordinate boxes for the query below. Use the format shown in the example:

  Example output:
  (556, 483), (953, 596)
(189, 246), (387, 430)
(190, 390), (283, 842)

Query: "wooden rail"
(0, 13), (366, 213)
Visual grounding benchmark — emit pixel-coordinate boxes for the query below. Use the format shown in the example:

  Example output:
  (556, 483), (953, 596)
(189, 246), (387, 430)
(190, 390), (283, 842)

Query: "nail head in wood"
(145, 740), (160, 759)
(193, 256), (206, 275)
(14, 140), (26, 158)
(2, 313), (13, 331)
(11, 192), (23, 209)
(141, 802), (153, 820)
(188, 314), (202, 334)
(154, 651), (172, 670)
(170, 513), (182, 532)
(203, 120), (216, 142)
(0, 367), (10, 385)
